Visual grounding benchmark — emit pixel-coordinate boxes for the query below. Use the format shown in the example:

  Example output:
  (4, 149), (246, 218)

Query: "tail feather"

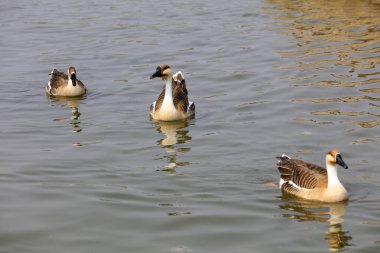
(277, 154), (293, 181)
(173, 71), (184, 82)
(278, 165), (293, 180)
(276, 154), (291, 160)
(276, 154), (291, 164)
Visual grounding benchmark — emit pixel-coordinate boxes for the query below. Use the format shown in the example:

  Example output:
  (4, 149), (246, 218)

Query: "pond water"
(1, 0), (380, 252)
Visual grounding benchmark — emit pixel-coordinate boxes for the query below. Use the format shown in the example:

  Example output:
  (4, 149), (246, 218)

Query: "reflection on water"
(153, 120), (192, 173)
(279, 198), (352, 252)
(265, 0), (380, 128)
(49, 96), (84, 134)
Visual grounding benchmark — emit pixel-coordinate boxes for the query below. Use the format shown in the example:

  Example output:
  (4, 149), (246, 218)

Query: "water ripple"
(266, 0), (380, 129)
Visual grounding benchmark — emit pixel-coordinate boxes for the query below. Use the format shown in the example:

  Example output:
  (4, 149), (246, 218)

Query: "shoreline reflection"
(264, 0), (380, 128)
(279, 197), (352, 252)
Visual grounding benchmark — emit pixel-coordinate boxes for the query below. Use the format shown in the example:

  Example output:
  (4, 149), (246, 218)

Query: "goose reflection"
(153, 120), (192, 172)
(279, 197), (352, 252)
(49, 96), (84, 133)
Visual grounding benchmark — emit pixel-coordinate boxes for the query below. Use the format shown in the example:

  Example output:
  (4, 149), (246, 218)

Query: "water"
(1, 0), (380, 252)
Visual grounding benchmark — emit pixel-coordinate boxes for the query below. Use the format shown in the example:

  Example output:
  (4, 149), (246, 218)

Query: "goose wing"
(277, 158), (327, 190)
(172, 74), (189, 113)
(47, 69), (68, 95)
(49, 69), (68, 87)
(152, 86), (165, 112)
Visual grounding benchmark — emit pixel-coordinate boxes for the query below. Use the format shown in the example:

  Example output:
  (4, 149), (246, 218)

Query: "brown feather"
(282, 182), (300, 195)
(153, 85), (165, 112)
(277, 159), (328, 190)
(172, 78), (189, 113)
(49, 69), (68, 89)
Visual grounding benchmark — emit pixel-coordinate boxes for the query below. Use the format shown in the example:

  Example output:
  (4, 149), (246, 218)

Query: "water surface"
(1, 0), (380, 252)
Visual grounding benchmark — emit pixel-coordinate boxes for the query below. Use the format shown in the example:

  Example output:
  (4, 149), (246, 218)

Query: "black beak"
(71, 73), (77, 87)
(336, 154), (348, 169)
(150, 66), (162, 79)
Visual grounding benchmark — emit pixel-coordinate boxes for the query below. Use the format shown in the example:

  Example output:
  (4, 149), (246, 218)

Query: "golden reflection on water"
(153, 120), (192, 173)
(279, 198), (352, 252)
(265, 0), (380, 128)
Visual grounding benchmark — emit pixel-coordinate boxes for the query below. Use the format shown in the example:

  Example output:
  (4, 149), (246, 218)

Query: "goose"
(150, 64), (195, 121)
(46, 67), (87, 97)
(276, 150), (349, 203)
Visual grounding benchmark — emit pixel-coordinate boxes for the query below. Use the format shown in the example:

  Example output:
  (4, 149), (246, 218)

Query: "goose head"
(68, 66), (77, 87)
(326, 149), (348, 169)
(150, 64), (172, 81)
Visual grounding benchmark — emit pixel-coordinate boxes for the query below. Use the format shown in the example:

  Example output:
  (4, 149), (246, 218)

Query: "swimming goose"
(46, 67), (87, 97)
(277, 150), (349, 203)
(150, 64), (195, 121)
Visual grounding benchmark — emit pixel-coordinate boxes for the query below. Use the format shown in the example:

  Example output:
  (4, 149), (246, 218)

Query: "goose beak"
(336, 154), (348, 169)
(150, 66), (162, 79)
(71, 73), (77, 87)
